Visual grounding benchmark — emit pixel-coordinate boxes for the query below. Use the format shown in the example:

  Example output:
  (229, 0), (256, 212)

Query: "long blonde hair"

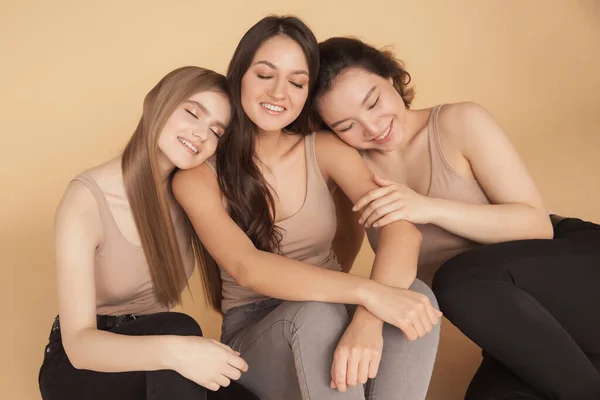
(122, 66), (227, 308)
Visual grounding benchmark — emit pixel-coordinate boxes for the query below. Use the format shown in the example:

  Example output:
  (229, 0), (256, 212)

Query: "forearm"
(369, 220), (420, 289)
(64, 328), (177, 372)
(240, 249), (375, 305)
(430, 199), (553, 244)
(353, 220), (421, 325)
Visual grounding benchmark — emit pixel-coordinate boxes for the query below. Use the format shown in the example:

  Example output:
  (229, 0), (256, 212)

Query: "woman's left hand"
(330, 310), (383, 391)
(353, 176), (437, 228)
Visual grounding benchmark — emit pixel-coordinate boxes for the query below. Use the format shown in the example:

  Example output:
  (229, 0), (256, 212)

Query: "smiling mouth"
(373, 119), (393, 141)
(177, 137), (198, 154)
(260, 102), (286, 114)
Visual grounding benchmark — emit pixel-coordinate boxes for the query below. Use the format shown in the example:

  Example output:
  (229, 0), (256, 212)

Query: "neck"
(255, 128), (285, 164)
(156, 152), (176, 184)
(391, 108), (429, 156)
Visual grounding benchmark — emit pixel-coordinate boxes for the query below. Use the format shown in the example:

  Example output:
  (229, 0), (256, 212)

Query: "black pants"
(433, 217), (600, 400)
(38, 312), (259, 400)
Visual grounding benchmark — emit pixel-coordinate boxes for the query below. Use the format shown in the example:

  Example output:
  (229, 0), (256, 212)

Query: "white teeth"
(178, 137), (198, 154)
(261, 103), (285, 112)
(374, 124), (392, 141)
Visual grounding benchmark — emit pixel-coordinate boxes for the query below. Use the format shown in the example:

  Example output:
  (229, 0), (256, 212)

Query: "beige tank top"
(366, 105), (490, 285)
(74, 173), (195, 316)
(213, 133), (341, 313)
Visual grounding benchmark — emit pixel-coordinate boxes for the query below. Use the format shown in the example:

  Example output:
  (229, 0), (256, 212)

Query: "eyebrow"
(330, 86), (377, 128)
(253, 60), (309, 76)
(185, 100), (227, 129)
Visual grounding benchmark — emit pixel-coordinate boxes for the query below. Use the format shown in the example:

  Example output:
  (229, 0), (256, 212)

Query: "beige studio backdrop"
(2, 0), (599, 399)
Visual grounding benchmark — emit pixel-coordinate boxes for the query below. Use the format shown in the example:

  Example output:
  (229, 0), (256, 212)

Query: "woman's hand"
(354, 176), (438, 228)
(362, 282), (442, 340)
(167, 336), (248, 391)
(330, 308), (382, 392)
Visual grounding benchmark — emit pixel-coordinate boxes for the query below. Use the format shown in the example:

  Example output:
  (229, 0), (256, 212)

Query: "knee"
(432, 251), (485, 301)
(157, 312), (203, 337)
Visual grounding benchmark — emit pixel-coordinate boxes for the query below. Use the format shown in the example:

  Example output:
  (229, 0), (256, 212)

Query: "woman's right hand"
(167, 336), (248, 391)
(362, 283), (442, 340)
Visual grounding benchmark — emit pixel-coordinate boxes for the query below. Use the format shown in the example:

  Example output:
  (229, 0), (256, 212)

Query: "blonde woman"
(39, 67), (257, 400)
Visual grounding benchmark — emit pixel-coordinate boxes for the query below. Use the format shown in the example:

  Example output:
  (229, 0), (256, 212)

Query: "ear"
(388, 77), (394, 85)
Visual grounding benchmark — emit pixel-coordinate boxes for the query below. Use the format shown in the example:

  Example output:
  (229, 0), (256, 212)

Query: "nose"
(267, 77), (287, 100)
(192, 130), (208, 142)
(362, 118), (380, 137)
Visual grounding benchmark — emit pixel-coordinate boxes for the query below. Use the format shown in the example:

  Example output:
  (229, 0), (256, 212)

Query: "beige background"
(2, 0), (599, 399)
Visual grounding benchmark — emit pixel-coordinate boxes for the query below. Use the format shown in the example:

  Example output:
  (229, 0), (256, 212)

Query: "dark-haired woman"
(312, 36), (600, 400)
(175, 16), (442, 400)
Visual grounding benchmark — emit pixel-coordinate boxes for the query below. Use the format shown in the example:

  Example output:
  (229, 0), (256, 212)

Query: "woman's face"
(241, 35), (310, 134)
(317, 68), (407, 151)
(157, 90), (231, 170)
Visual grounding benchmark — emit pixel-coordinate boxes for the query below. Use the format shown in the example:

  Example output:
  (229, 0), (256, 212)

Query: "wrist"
(428, 197), (445, 225)
(353, 306), (384, 328)
(356, 279), (379, 309)
(161, 335), (185, 370)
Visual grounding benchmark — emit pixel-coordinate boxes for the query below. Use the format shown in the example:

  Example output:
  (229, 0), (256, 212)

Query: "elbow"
(535, 215), (554, 240)
(227, 256), (255, 289)
(61, 328), (95, 370)
(62, 338), (86, 370)
(524, 208), (553, 240)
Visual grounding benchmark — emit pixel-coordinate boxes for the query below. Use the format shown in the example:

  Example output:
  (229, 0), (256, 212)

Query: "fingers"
(214, 374), (231, 388)
(352, 185), (396, 212)
(210, 339), (237, 354)
(346, 349), (360, 387)
(371, 210), (405, 228)
(401, 321), (419, 341)
(203, 381), (220, 392)
(358, 194), (399, 225)
(222, 364), (243, 381)
(361, 200), (403, 228)
(364, 203), (404, 228)
(408, 295), (436, 338)
(367, 353), (381, 379)
(373, 175), (396, 187)
(332, 351), (348, 392)
(420, 311), (435, 335)
(423, 296), (441, 327)
(411, 313), (427, 338)
(357, 357), (370, 385)
(227, 354), (249, 372)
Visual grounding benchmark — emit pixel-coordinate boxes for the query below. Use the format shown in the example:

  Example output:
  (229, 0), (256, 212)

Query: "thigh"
(466, 355), (549, 400)
(39, 312), (207, 400)
(208, 382), (261, 400)
(224, 300), (362, 400)
(435, 218), (600, 354)
(39, 346), (146, 400)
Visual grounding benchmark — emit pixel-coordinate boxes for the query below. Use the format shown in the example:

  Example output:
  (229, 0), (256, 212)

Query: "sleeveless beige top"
(366, 105), (491, 285)
(213, 133), (341, 313)
(74, 172), (195, 316)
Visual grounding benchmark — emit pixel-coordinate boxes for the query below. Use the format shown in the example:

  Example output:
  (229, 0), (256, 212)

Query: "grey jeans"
(221, 279), (440, 400)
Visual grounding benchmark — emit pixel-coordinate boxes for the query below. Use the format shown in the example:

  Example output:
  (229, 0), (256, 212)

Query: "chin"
(173, 157), (201, 171)
(255, 121), (289, 133)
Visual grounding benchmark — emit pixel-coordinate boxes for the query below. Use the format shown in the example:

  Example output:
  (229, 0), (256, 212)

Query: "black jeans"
(38, 312), (259, 400)
(433, 217), (600, 400)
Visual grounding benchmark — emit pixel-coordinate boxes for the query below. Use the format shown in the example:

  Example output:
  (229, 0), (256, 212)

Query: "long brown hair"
(122, 66), (227, 308)
(215, 15), (319, 258)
